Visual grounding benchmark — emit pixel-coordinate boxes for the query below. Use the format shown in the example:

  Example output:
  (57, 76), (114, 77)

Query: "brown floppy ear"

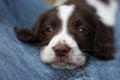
(14, 13), (44, 43)
(93, 20), (114, 60)
(14, 11), (48, 44)
(14, 27), (40, 43)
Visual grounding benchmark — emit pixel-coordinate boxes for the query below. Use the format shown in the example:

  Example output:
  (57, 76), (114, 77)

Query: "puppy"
(15, 0), (118, 69)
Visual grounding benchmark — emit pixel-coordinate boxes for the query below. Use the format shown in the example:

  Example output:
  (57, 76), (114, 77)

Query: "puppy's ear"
(14, 27), (40, 43)
(93, 20), (114, 60)
(14, 14), (44, 43)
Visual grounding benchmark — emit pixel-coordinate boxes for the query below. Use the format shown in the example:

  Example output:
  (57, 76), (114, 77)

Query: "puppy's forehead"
(57, 5), (75, 27)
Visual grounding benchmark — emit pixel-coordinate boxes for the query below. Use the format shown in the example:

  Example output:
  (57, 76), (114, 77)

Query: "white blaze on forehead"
(48, 5), (76, 47)
(86, 0), (118, 26)
(58, 5), (75, 31)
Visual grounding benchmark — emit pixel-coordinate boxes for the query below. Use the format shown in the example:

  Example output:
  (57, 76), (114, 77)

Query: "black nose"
(53, 44), (71, 57)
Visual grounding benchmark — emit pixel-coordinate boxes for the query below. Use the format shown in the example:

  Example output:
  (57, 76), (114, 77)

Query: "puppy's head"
(15, 3), (114, 69)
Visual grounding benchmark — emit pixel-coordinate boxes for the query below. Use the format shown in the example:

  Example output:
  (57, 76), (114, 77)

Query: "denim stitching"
(54, 68), (88, 80)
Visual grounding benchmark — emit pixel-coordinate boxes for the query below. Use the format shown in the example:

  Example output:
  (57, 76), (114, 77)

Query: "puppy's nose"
(53, 44), (71, 57)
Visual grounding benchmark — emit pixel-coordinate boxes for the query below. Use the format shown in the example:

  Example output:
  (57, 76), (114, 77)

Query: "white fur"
(86, 0), (118, 26)
(40, 5), (86, 69)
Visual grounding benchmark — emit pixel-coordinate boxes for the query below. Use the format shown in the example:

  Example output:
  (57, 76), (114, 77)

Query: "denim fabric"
(0, 0), (120, 80)
(0, 0), (51, 28)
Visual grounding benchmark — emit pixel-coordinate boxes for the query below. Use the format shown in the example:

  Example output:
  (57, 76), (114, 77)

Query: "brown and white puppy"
(15, 0), (118, 69)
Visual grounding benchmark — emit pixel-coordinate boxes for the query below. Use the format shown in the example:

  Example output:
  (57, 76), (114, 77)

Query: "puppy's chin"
(50, 62), (77, 70)
(50, 61), (85, 70)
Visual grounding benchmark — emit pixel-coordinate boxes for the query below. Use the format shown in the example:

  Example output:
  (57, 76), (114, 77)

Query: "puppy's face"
(38, 5), (97, 69)
(15, 4), (114, 69)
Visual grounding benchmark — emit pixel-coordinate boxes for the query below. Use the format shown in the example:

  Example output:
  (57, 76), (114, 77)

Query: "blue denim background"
(0, 0), (51, 28)
(0, 0), (120, 80)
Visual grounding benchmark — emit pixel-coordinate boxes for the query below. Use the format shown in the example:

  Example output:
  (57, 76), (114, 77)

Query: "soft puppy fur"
(15, 0), (118, 69)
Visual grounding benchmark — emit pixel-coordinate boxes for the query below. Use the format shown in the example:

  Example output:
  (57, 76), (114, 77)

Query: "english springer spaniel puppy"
(15, 0), (118, 69)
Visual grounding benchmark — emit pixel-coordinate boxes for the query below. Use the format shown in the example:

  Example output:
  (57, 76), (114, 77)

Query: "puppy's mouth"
(49, 61), (78, 69)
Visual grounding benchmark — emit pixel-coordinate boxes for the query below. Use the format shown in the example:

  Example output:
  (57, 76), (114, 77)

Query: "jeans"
(0, 0), (120, 80)
(0, 0), (51, 28)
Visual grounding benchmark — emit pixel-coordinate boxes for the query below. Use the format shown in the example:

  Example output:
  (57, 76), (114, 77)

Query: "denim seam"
(54, 68), (89, 80)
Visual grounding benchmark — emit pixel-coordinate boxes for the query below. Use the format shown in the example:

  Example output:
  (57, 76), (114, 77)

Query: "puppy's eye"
(78, 26), (88, 35)
(79, 27), (87, 32)
(45, 25), (53, 33)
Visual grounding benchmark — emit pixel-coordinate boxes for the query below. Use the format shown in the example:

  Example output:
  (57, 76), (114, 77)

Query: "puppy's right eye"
(45, 25), (53, 33)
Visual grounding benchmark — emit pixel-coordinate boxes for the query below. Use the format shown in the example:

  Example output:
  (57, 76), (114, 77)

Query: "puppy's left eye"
(79, 26), (87, 33)
(79, 28), (85, 32)
(78, 26), (88, 35)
